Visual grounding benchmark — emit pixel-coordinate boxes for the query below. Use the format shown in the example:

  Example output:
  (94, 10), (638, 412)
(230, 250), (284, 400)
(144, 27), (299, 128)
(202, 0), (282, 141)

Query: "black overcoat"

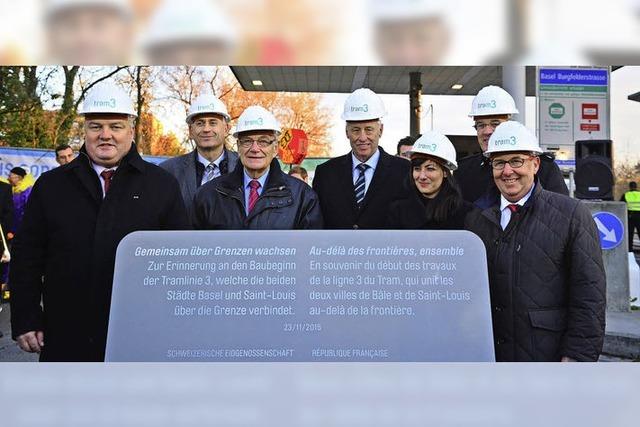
(10, 144), (190, 361)
(466, 184), (606, 361)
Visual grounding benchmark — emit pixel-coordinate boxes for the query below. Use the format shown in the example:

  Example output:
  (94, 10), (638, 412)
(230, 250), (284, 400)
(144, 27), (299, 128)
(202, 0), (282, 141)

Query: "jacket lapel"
(181, 150), (199, 202)
(359, 148), (388, 211)
(245, 160), (290, 221)
(340, 154), (359, 213)
(224, 149), (239, 175)
(70, 151), (103, 204)
(217, 160), (246, 207)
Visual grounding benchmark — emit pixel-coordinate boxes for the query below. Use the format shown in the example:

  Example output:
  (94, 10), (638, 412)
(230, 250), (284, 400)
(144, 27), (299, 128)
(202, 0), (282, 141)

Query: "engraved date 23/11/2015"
(283, 323), (322, 332)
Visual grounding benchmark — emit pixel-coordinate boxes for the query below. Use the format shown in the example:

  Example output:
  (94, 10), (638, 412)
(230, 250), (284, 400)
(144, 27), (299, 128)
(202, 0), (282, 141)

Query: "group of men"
(8, 81), (606, 362)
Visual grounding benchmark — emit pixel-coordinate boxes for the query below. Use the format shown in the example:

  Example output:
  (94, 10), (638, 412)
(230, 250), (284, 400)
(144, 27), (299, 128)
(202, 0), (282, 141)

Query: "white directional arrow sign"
(594, 216), (617, 242)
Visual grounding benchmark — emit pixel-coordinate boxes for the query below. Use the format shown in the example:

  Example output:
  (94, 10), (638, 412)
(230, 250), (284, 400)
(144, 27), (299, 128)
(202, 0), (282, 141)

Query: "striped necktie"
(354, 163), (369, 207)
(201, 163), (218, 186)
(248, 180), (261, 213)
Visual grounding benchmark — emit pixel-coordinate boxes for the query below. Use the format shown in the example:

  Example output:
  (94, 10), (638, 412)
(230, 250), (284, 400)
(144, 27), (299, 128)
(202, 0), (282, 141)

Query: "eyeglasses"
(237, 138), (276, 148)
(490, 156), (533, 170)
(473, 120), (503, 131)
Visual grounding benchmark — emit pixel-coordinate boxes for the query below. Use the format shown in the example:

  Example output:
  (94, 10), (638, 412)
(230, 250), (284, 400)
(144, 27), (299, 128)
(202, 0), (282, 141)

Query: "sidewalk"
(0, 302), (38, 362)
(600, 247), (640, 361)
(602, 310), (640, 361)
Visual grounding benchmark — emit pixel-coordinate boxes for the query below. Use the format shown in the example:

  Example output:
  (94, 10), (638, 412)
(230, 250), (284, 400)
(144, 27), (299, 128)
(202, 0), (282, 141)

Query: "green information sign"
(549, 103), (565, 119)
(537, 67), (610, 169)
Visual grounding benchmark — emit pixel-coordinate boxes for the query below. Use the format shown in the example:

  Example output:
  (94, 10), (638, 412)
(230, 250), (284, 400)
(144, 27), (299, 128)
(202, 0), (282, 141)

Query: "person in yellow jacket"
(622, 181), (640, 251)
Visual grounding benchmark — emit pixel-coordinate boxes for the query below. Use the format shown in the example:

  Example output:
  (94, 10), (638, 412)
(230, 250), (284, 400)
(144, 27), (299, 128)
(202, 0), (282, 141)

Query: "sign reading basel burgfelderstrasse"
(537, 67), (610, 171)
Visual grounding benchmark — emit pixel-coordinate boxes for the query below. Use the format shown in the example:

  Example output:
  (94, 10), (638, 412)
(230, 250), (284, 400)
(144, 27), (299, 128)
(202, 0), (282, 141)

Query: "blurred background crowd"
(2, 0), (640, 66)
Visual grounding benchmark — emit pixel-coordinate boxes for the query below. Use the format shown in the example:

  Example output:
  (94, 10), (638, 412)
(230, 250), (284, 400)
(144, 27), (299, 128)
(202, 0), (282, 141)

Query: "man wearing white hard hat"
(43, 0), (134, 64)
(387, 131), (473, 229)
(140, 0), (237, 65)
(456, 85), (568, 203)
(160, 93), (238, 221)
(313, 88), (409, 229)
(466, 121), (605, 362)
(193, 106), (322, 229)
(9, 81), (190, 361)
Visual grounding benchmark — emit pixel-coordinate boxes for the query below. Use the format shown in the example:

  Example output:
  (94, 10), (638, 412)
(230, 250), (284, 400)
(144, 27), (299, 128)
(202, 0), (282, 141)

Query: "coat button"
(353, 224), (359, 230)
(494, 306), (503, 312)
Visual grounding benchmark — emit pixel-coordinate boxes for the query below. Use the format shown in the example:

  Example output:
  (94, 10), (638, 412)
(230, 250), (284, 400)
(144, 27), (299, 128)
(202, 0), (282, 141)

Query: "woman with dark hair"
(388, 131), (473, 229)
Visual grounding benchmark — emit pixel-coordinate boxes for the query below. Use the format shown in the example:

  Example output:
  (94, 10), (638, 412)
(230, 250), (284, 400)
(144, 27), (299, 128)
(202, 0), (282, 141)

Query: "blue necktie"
(201, 163), (218, 186)
(354, 163), (369, 207)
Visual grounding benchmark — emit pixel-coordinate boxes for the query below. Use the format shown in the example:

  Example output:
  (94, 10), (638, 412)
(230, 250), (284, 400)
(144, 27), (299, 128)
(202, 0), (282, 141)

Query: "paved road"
(0, 302), (38, 362)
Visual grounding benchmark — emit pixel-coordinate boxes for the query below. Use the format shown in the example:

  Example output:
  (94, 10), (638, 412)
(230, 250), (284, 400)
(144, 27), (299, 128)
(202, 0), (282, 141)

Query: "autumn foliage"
(0, 66), (333, 158)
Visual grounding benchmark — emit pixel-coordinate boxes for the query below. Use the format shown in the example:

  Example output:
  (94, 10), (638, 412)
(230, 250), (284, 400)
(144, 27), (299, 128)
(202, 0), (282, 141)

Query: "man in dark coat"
(313, 88), (409, 229)
(456, 85), (568, 203)
(160, 94), (238, 221)
(194, 105), (322, 230)
(466, 122), (606, 362)
(9, 82), (190, 361)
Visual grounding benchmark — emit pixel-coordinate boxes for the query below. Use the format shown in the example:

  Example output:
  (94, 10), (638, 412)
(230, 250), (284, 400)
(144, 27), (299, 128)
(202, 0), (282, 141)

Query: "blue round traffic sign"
(592, 211), (624, 250)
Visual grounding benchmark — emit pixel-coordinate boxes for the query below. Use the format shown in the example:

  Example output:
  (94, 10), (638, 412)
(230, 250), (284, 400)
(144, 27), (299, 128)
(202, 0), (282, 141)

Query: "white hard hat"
(140, 0), (237, 50)
(45, 0), (132, 18)
(341, 88), (387, 121)
(484, 121), (543, 157)
(469, 85), (519, 118)
(233, 106), (281, 137)
(78, 81), (137, 117)
(368, 0), (447, 21)
(410, 131), (458, 171)
(186, 94), (230, 123)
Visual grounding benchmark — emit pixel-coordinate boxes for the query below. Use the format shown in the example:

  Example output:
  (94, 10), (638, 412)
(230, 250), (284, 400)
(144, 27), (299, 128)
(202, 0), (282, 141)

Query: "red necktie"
(507, 204), (519, 213)
(100, 169), (115, 195)
(248, 180), (261, 212)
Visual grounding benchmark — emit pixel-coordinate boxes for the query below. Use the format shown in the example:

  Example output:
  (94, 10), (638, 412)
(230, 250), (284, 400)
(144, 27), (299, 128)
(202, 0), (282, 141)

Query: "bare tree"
(52, 66), (128, 146)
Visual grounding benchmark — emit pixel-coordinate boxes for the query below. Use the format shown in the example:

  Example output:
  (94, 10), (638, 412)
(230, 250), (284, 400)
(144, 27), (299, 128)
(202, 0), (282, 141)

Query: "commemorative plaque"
(106, 230), (494, 361)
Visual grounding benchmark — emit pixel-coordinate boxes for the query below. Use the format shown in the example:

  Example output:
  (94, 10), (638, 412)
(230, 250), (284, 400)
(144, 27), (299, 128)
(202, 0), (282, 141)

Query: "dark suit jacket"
(160, 148), (239, 221)
(313, 148), (410, 229)
(193, 159), (323, 230)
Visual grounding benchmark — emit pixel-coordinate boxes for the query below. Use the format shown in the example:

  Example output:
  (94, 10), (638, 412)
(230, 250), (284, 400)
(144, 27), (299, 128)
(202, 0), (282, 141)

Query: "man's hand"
(16, 331), (44, 353)
(561, 356), (576, 362)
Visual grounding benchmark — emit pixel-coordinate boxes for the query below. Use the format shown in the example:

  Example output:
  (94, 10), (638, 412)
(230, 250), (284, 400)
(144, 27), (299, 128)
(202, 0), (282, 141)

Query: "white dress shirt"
(499, 184), (535, 230)
(351, 148), (381, 197)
